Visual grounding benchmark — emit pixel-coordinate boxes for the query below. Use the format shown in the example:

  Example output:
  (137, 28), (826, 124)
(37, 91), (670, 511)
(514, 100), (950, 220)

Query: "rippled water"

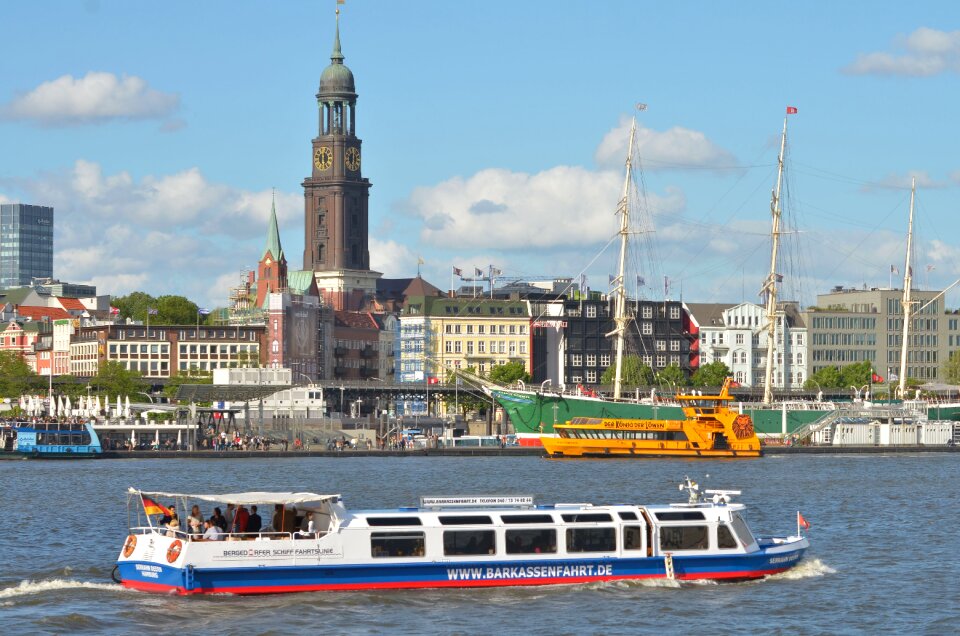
(1, 454), (957, 635)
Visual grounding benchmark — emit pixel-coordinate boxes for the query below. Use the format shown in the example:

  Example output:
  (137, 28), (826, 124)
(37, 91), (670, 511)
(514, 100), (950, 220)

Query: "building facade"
(0, 204), (54, 288)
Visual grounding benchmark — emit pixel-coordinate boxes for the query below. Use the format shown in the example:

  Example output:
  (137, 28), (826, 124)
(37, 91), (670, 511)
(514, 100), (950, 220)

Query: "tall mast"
(611, 118), (637, 400)
(898, 177), (916, 398)
(762, 116), (788, 405)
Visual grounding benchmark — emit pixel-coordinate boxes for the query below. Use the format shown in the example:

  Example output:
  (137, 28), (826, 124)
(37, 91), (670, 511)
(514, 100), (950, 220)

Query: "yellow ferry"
(540, 379), (762, 458)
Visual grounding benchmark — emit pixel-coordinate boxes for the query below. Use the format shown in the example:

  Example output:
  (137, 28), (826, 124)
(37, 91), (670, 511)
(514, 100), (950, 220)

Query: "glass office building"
(0, 204), (54, 288)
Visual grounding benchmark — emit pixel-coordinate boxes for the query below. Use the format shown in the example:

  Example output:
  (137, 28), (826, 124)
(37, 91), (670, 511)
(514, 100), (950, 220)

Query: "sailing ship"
(481, 114), (959, 444)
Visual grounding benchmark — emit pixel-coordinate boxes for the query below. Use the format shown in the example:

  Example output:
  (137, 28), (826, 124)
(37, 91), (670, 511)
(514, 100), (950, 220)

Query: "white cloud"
(861, 170), (946, 192)
(0, 71), (179, 125)
(595, 117), (737, 171)
(842, 27), (960, 76)
(369, 237), (416, 277)
(0, 160), (302, 308)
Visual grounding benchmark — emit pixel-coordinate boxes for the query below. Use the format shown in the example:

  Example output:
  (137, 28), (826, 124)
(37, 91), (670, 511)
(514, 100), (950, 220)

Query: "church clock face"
(345, 147), (361, 171)
(314, 146), (333, 170)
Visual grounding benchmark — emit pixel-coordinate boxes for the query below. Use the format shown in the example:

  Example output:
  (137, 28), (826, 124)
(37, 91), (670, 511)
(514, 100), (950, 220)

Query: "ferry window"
(717, 524), (738, 549)
(623, 526), (644, 551)
(654, 511), (705, 522)
(370, 532), (425, 558)
(660, 526), (709, 551)
(618, 511), (638, 521)
(566, 527), (615, 553)
(367, 517), (422, 526)
(501, 514), (554, 524)
(443, 530), (496, 556)
(506, 529), (557, 554)
(561, 513), (612, 523)
(730, 513), (756, 547)
(438, 515), (493, 525)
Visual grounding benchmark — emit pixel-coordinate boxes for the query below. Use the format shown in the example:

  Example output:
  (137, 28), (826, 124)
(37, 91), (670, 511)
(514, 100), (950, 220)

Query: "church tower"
(303, 10), (379, 311)
(256, 191), (288, 308)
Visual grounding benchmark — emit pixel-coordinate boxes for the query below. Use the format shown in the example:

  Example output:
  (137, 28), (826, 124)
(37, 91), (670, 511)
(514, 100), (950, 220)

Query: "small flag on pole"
(142, 496), (172, 517)
(871, 373), (884, 383)
(786, 106), (798, 114)
(198, 308), (211, 315)
(147, 308), (159, 316)
(890, 265), (899, 275)
(798, 511), (811, 531)
(109, 306), (120, 315)
(474, 267), (484, 277)
(453, 266), (463, 277)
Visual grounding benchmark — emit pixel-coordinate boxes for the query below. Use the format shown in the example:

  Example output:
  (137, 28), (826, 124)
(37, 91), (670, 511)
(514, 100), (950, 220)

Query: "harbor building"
(687, 301), (807, 389)
(0, 203), (54, 288)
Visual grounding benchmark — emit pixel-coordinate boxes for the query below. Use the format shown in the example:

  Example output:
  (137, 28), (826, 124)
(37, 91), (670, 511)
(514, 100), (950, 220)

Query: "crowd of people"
(157, 502), (320, 541)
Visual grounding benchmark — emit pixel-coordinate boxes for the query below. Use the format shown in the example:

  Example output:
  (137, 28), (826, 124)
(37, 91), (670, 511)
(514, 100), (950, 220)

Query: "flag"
(872, 373), (884, 383)
(474, 267), (484, 277)
(786, 106), (798, 114)
(417, 256), (425, 265)
(142, 496), (172, 516)
(889, 372), (899, 382)
(926, 264), (935, 272)
(427, 376), (440, 385)
(491, 266), (502, 277)
(798, 511), (811, 530)
(109, 306), (120, 315)
(637, 275), (646, 287)
(453, 266), (463, 277)
(579, 274), (587, 292)
(775, 274), (784, 282)
(147, 308), (158, 316)
(198, 308), (211, 315)
(890, 265), (899, 275)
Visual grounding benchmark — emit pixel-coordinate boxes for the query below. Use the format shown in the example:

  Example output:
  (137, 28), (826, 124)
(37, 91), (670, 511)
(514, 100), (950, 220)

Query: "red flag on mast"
(798, 511), (811, 530)
(786, 106), (798, 114)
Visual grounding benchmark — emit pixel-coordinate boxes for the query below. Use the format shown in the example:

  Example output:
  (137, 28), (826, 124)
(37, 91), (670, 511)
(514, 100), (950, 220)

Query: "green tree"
(806, 366), (843, 389)
(0, 351), (36, 397)
(600, 355), (655, 386)
(943, 351), (960, 385)
(690, 361), (731, 388)
(155, 295), (201, 325)
(656, 363), (688, 388)
(839, 360), (874, 388)
(163, 369), (213, 400)
(112, 291), (156, 321)
(488, 361), (532, 385)
(90, 361), (148, 398)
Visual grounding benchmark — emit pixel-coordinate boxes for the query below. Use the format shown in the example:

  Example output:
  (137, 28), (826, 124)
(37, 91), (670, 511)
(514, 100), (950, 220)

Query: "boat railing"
(127, 526), (330, 541)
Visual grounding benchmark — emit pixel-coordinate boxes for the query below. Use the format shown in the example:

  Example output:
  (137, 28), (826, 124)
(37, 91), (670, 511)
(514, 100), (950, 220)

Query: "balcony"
(360, 346), (376, 358)
(334, 346), (347, 357)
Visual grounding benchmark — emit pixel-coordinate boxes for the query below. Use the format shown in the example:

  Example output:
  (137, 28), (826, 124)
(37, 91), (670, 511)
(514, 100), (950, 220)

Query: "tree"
(155, 295), (201, 325)
(656, 363), (688, 388)
(806, 366), (843, 389)
(488, 361), (532, 386)
(600, 355), (655, 386)
(0, 351), (36, 397)
(944, 351), (960, 385)
(445, 366), (487, 418)
(90, 361), (148, 398)
(839, 360), (874, 388)
(690, 361), (731, 388)
(163, 369), (213, 400)
(112, 291), (155, 321)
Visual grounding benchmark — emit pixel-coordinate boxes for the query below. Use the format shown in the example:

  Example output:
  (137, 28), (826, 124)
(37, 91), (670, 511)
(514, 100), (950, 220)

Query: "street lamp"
(809, 379), (823, 402)
(340, 386), (346, 417)
(138, 391), (154, 403)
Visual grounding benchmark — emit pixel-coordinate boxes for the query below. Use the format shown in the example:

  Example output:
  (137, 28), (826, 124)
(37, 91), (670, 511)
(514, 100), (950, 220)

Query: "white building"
(686, 301), (807, 388)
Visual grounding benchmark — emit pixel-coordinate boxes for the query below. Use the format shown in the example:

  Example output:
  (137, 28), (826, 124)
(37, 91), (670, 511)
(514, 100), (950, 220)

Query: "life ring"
(732, 415), (755, 439)
(122, 534), (137, 558)
(166, 539), (183, 563)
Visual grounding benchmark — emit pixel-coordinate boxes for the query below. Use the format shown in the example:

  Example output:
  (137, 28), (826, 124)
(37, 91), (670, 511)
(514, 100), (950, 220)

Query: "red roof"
(57, 297), (86, 311)
(16, 306), (72, 321)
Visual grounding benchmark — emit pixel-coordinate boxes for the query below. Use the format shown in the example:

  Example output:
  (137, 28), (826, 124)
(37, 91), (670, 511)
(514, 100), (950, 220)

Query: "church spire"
(331, 8), (344, 63)
(264, 188), (284, 262)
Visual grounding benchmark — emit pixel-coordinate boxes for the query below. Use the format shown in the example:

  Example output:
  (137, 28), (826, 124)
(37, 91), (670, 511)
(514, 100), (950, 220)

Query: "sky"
(2, 1), (960, 310)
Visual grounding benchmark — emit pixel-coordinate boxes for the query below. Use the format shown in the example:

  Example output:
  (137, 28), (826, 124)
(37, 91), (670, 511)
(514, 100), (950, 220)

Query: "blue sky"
(2, 1), (959, 309)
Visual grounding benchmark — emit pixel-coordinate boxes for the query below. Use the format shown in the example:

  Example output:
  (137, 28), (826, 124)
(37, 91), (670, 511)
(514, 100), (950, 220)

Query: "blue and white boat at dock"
(116, 479), (809, 595)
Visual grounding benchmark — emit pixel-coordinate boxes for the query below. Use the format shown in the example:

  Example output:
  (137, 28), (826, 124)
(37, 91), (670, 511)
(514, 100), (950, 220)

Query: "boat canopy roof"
(129, 487), (339, 506)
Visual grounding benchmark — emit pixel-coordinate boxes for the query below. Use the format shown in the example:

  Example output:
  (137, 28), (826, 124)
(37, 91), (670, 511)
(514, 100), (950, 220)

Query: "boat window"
(506, 529), (557, 554)
(370, 532), (425, 558)
(730, 513), (756, 547)
(717, 524), (738, 549)
(654, 511), (705, 521)
(561, 513), (612, 523)
(566, 527), (615, 553)
(438, 515), (493, 525)
(623, 525), (644, 551)
(501, 514), (554, 524)
(366, 517), (422, 526)
(659, 526), (709, 551)
(443, 530), (496, 556)
(617, 511), (638, 521)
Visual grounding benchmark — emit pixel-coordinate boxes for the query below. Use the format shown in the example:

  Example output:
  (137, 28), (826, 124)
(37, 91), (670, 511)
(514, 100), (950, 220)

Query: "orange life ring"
(732, 414), (755, 439)
(166, 539), (183, 563)
(122, 535), (137, 558)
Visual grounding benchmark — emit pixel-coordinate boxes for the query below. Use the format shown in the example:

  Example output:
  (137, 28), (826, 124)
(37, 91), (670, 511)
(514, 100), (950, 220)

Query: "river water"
(0, 454), (956, 635)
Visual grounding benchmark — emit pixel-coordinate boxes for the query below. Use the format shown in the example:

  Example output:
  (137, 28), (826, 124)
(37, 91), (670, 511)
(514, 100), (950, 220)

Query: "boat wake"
(765, 557), (836, 581)
(0, 578), (126, 601)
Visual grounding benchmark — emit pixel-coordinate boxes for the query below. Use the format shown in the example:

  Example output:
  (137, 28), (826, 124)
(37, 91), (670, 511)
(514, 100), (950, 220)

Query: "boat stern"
(116, 532), (191, 593)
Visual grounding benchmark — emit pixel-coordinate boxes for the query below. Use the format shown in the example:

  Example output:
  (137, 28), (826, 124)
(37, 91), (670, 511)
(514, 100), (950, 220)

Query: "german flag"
(142, 496), (173, 516)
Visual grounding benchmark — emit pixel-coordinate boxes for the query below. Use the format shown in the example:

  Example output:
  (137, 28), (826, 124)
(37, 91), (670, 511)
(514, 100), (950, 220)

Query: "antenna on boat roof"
(679, 476), (700, 504)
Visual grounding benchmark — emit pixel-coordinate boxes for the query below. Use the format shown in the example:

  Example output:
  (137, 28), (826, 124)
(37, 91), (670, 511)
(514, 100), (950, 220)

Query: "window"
(586, 354), (596, 367)
(371, 532), (425, 558)
(736, 333), (744, 345)
(670, 306), (680, 319)
(659, 526), (709, 551)
(566, 527), (616, 552)
(443, 530), (496, 556)
(656, 355), (666, 367)
(642, 306), (653, 319)
(445, 341), (453, 353)
(505, 529), (557, 554)
(600, 354), (611, 367)
(438, 516), (493, 525)
(623, 526), (644, 551)
(656, 340), (666, 351)
(670, 340), (680, 351)
(586, 305), (597, 318)
(586, 370), (597, 383)
(478, 341), (485, 353)
(654, 511), (705, 521)
(642, 322), (653, 335)
(717, 525), (738, 549)
(367, 517), (422, 526)
(571, 354), (582, 366)
(467, 342), (474, 355)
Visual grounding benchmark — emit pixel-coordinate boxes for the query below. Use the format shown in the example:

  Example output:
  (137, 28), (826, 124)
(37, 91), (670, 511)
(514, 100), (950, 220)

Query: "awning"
(129, 487), (339, 506)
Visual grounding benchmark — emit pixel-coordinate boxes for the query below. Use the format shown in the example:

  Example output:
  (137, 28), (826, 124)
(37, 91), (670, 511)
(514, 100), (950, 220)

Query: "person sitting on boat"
(187, 515), (202, 537)
(201, 519), (223, 541)
(211, 507), (227, 532)
(165, 512), (180, 538)
(247, 505), (263, 534)
(297, 512), (316, 539)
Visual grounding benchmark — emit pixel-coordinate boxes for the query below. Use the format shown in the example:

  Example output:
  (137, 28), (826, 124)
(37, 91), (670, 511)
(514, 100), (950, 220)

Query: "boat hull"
(117, 542), (806, 595)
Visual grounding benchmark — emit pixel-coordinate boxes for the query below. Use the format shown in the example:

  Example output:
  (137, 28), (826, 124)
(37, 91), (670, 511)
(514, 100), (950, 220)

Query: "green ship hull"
(492, 389), (960, 437)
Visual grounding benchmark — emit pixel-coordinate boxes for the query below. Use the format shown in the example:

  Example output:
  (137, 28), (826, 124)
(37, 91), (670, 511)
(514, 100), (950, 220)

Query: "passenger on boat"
(297, 512), (315, 539)
(165, 513), (180, 538)
(225, 503), (236, 531)
(187, 515), (202, 536)
(211, 507), (227, 532)
(190, 504), (203, 522)
(201, 519), (223, 541)
(247, 506), (262, 534)
(232, 505), (250, 534)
